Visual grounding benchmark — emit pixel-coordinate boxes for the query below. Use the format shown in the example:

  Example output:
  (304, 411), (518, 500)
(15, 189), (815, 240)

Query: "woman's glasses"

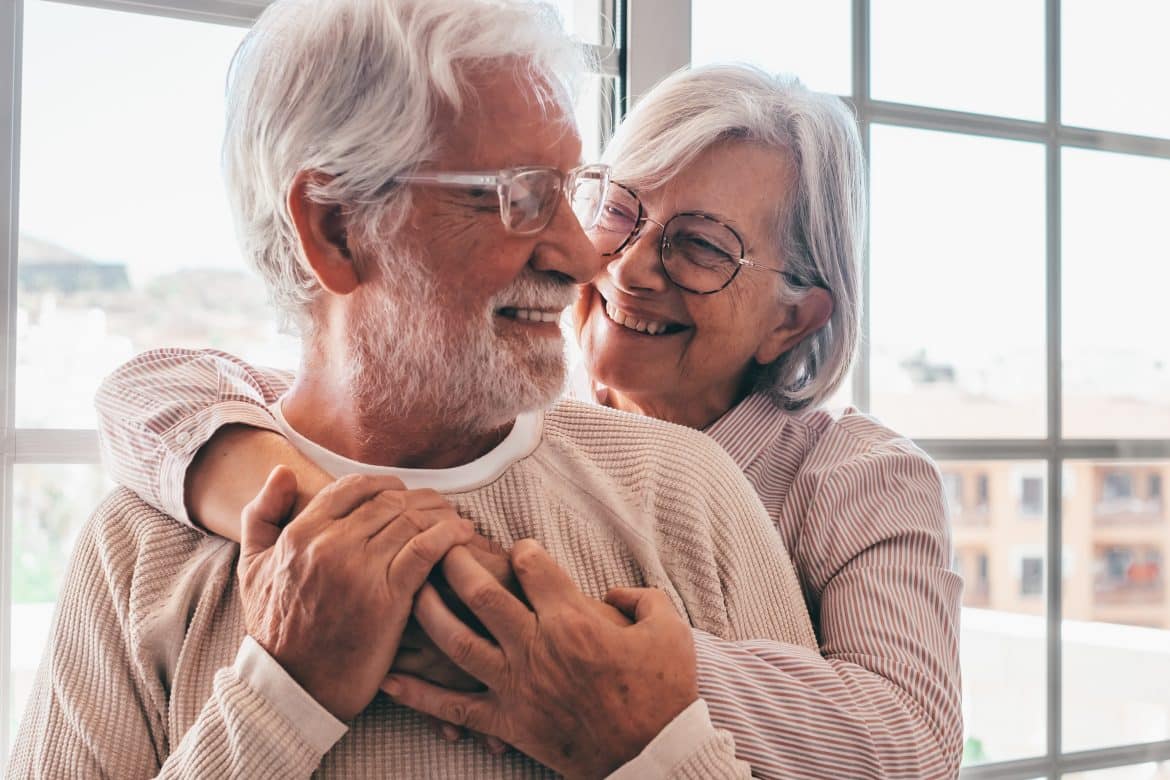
(587, 181), (789, 295)
(393, 163), (611, 236)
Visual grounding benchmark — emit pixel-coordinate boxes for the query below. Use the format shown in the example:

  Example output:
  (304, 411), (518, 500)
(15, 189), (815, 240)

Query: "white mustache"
(489, 274), (576, 312)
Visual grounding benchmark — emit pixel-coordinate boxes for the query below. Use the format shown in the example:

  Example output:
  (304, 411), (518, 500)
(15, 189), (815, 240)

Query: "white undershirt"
(270, 399), (543, 491)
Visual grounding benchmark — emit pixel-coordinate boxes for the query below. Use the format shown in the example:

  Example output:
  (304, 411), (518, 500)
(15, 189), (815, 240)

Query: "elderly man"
(8, 0), (817, 778)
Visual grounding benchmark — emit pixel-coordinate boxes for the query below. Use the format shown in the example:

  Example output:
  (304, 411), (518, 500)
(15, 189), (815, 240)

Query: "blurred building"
(947, 460), (1167, 628)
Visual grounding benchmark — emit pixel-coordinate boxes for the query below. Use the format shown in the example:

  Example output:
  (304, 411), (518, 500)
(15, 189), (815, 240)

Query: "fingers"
(381, 674), (496, 737)
(384, 520), (475, 598)
(604, 586), (676, 623)
(240, 466), (298, 561)
(302, 474), (408, 525)
(439, 547), (533, 649)
(509, 539), (581, 615)
(413, 582), (506, 686)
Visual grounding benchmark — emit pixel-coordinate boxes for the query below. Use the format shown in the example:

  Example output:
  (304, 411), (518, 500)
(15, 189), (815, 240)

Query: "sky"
(16, 0), (1170, 410)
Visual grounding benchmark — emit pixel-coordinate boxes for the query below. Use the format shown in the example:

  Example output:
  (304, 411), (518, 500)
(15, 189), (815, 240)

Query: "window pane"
(947, 460), (1048, 765)
(1062, 149), (1170, 438)
(1065, 766), (1170, 780)
(16, 2), (300, 429)
(870, 0), (1044, 120)
(691, 0), (851, 96)
(1063, 460), (1170, 752)
(869, 127), (1046, 438)
(10, 464), (113, 741)
(549, 0), (614, 46)
(1063, 0), (1170, 139)
(576, 75), (617, 163)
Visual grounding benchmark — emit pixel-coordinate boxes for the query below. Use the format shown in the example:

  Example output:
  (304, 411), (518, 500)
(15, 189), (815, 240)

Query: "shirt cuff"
(233, 635), (348, 756)
(606, 699), (716, 780)
(159, 401), (283, 527)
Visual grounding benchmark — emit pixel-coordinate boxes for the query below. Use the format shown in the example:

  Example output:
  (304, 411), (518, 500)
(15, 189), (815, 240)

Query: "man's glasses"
(586, 181), (790, 295)
(393, 163), (611, 236)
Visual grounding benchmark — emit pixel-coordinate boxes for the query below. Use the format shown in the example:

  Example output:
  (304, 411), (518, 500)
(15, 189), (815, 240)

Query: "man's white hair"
(222, 0), (585, 336)
(604, 64), (865, 411)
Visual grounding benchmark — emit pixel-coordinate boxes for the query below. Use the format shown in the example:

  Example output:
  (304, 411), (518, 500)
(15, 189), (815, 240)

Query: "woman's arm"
(95, 348), (329, 539)
(694, 441), (963, 779)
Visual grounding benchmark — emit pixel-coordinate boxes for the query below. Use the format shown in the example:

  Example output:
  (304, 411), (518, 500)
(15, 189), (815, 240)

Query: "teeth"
(510, 308), (561, 323)
(604, 301), (673, 336)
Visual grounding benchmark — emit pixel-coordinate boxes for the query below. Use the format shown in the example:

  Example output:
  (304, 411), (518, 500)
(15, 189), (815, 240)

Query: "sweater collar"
(270, 398), (543, 492)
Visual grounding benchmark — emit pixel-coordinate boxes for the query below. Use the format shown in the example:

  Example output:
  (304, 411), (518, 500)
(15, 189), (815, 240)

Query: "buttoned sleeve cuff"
(159, 401), (284, 527)
(605, 699), (716, 779)
(233, 635), (348, 756)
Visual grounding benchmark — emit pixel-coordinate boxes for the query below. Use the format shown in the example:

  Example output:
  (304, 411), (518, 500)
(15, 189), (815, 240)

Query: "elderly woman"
(95, 64), (962, 777)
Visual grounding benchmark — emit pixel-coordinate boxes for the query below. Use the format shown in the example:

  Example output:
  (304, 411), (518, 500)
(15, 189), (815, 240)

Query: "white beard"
(345, 254), (575, 437)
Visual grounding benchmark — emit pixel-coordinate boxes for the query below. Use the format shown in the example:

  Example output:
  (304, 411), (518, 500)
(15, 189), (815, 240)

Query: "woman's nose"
(605, 223), (671, 294)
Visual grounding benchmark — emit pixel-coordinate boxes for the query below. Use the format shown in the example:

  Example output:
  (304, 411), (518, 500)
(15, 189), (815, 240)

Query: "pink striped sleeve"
(94, 348), (295, 527)
(698, 409), (964, 778)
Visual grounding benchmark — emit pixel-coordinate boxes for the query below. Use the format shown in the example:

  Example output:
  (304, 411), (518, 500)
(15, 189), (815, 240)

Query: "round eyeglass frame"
(596, 181), (794, 295)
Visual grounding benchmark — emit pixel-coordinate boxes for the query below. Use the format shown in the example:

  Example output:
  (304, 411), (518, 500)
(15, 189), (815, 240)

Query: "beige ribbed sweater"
(9, 399), (815, 778)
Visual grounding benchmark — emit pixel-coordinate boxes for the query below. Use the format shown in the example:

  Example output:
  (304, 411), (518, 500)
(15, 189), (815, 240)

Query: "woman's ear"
(754, 287), (834, 366)
(287, 170), (359, 295)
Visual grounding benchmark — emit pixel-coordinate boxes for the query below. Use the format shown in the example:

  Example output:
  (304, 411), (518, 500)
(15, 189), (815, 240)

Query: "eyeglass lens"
(504, 169), (563, 233)
(503, 167), (610, 235)
(586, 185), (745, 293)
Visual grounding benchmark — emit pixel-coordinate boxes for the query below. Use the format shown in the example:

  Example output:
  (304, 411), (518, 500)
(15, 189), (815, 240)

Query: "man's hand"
(380, 540), (699, 780)
(238, 466), (474, 722)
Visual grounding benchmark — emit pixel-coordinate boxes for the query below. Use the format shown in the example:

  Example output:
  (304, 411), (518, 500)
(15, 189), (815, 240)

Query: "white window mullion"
(0, 0), (24, 758)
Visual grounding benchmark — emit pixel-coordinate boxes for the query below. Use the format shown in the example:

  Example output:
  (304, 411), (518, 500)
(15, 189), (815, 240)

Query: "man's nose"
(529, 194), (605, 284)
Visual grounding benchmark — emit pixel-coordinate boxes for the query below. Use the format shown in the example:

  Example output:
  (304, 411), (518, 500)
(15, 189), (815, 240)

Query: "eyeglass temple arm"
(393, 172), (501, 187)
(738, 257), (807, 287)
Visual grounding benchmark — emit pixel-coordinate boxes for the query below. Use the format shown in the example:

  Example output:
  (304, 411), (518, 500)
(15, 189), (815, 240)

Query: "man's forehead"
(435, 67), (583, 170)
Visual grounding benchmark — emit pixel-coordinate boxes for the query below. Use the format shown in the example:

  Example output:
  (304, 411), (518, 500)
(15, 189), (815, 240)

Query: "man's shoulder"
(83, 488), (233, 608)
(545, 398), (729, 455)
(89, 487), (207, 551)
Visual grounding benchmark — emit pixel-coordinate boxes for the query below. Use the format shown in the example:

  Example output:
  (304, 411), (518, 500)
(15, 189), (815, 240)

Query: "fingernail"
(442, 724), (461, 742)
(382, 678), (403, 697)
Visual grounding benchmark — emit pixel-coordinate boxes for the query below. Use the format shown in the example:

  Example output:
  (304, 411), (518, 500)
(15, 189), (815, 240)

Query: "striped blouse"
(95, 348), (964, 778)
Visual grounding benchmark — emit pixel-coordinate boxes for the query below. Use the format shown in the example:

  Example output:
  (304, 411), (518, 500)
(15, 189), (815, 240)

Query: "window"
(671, 2), (1170, 776)
(1020, 476), (1045, 518)
(1103, 472), (1135, 503)
(975, 473), (991, 512)
(0, 0), (621, 761)
(1020, 556), (1045, 597)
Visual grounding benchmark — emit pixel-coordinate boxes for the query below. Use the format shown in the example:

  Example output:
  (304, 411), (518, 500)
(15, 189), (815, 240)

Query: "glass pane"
(1062, 149), (1170, 438)
(549, 0), (614, 46)
(1063, 460), (1170, 753)
(576, 75), (616, 164)
(870, 0), (1044, 120)
(948, 460), (1048, 765)
(869, 127), (1046, 438)
(10, 464), (114, 741)
(16, 2), (299, 428)
(1065, 765), (1170, 780)
(691, 0), (851, 96)
(1063, 0), (1170, 139)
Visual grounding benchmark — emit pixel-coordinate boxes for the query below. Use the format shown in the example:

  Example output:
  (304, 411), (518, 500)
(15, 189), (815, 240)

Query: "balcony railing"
(1093, 498), (1165, 525)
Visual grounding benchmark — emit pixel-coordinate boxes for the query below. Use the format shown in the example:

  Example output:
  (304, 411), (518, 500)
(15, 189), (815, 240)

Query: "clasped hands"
(236, 468), (699, 779)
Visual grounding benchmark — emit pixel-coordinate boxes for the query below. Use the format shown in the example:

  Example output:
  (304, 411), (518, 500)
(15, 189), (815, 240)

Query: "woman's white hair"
(222, 0), (585, 336)
(604, 64), (865, 411)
